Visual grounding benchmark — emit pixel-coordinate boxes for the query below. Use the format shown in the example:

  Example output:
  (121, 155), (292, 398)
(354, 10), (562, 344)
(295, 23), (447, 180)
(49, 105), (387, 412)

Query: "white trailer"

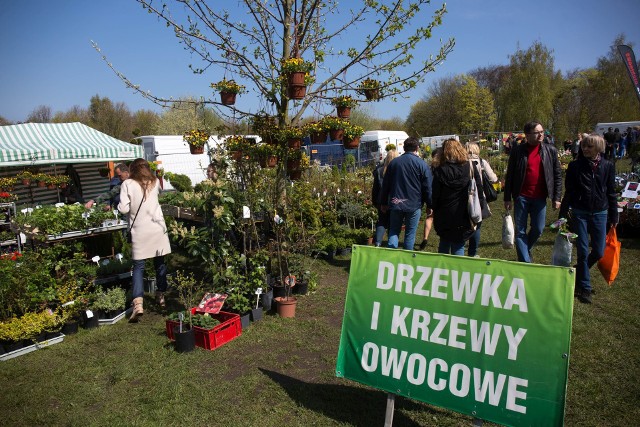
(139, 135), (260, 190)
(420, 134), (459, 151)
(360, 130), (409, 163)
(593, 121), (640, 136)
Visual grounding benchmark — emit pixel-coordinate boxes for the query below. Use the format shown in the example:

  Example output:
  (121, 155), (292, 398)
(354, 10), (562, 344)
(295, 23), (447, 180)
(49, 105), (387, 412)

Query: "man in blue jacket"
(380, 137), (433, 250)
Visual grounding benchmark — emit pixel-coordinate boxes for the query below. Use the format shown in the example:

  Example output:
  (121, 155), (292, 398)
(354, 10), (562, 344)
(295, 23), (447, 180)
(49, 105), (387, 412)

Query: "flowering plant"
(321, 116), (350, 131)
(342, 123), (365, 140)
(280, 57), (313, 74)
(183, 129), (210, 148)
(304, 121), (328, 135)
(331, 95), (358, 108)
(0, 192), (18, 202)
(360, 78), (380, 89)
(210, 79), (246, 94)
(276, 125), (304, 141)
(225, 135), (249, 152)
(0, 177), (17, 190)
(17, 171), (36, 182)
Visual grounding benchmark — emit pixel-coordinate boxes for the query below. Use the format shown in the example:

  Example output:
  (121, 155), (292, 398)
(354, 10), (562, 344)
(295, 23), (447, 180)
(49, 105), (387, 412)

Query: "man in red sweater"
(504, 121), (563, 262)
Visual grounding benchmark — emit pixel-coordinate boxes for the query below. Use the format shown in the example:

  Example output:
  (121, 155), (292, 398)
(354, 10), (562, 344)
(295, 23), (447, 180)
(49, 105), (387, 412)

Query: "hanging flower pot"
(183, 129), (209, 155)
(231, 151), (243, 161)
(59, 182), (67, 189)
(310, 132), (326, 144)
(363, 88), (380, 101)
(288, 138), (302, 149)
(336, 106), (351, 119)
(189, 144), (205, 155)
(287, 72), (306, 86)
(329, 129), (344, 141)
(219, 91), (237, 106)
(288, 85), (306, 100)
(287, 158), (302, 181)
(210, 79), (245, 106)
(37, 180), (46, 188)
(343, 136), (361, 149)
(21, 179), (31, 187)
(46, 183), (56, 190)
(266, 155), (278, 168)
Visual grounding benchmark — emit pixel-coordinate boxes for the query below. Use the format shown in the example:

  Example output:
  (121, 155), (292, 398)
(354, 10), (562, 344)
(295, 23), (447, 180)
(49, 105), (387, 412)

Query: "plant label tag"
(255, 287), (263, 295)
(243, 206), (251, 219)
(85, 310), (94, 319)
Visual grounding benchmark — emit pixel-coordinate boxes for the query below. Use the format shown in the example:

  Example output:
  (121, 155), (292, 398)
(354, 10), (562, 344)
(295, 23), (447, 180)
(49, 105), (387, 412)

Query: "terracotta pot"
(189, 144), (205, 155)
(219, 91), (237, 106)
(266, 155), (278, 168)
(288, 85), (306, 100)
(363, 88), (380, 101)
(343, 136), (361, 149)
(21, 179), (31, 186)
(336, 106), (351, 118)
(329, 129), (344, 141)
(287, 72), (306, 86)
(46, 184), (56, 190)
(37, 181), (46, 188)
(59, 183), (67, 189)
(274, 296), (297, 318)
(288, 138), (302, 149)
(231, 151), (243, 161)
(311, 132), (326, 144)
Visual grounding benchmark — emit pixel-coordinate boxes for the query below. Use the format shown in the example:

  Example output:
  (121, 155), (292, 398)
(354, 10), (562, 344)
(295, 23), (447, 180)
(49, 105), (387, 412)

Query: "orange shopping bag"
(598, 226), (621, 285)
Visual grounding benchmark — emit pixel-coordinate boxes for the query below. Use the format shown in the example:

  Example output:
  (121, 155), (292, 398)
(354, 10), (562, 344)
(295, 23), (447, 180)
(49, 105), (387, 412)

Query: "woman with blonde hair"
(559, 134), (618, 304)
(371, 149), (399, 246)
(432, 139), (476, 255)
(118, 158), (172, 321)
(465, 142), (498, 257)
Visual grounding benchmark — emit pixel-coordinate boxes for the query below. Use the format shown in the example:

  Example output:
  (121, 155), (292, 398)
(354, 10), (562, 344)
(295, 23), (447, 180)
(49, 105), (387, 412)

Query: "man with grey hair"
(85, 163), (130, 209)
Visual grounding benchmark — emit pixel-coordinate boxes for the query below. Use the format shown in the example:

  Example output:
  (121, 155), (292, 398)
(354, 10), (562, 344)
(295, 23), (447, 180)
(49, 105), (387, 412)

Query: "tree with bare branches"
(94, 0), (454, 128)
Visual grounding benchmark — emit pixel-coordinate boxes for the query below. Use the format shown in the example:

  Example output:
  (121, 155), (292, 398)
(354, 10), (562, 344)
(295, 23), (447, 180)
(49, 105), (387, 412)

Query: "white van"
(360, 130), (409, 163)
(140, 135), (260, 190)
(420, 134), (459, 151)
(593, 121), (640, 136)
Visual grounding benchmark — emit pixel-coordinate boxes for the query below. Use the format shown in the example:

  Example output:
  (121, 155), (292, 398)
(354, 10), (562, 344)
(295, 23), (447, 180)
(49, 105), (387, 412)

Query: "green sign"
(336, 246), (574, 427)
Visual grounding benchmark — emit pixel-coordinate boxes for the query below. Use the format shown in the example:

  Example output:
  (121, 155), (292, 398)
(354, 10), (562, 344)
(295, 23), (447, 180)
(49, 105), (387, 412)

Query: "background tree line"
(1, 36), (638, 145)
(407, 35), (640, 142)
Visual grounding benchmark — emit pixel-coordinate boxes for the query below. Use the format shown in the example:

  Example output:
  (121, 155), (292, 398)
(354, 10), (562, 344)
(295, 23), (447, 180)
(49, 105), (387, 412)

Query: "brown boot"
(155, 291), (165, 307)
(129, 297), (144, 323)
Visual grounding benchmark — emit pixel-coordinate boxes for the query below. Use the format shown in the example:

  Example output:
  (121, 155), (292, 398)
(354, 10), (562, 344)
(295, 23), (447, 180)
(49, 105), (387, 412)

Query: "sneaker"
(577, 289), (592, 304)
(419, 239), (428, 250)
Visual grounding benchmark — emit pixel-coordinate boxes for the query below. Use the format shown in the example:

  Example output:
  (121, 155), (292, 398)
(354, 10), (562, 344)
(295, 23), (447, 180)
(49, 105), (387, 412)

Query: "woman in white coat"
(118, 158), (172, 322)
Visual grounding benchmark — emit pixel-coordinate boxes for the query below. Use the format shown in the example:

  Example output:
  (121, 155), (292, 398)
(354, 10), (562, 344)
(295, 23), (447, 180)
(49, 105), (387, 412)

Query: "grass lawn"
(1, 200), (639, 426)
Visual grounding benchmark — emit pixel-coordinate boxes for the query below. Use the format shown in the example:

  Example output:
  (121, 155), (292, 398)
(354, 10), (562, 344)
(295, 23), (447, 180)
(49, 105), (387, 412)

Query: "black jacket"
(503, 141), (563, 203)
(371, 165), (384, 208)
(432, 162), (475, 241)
(559, 155), (619, 224)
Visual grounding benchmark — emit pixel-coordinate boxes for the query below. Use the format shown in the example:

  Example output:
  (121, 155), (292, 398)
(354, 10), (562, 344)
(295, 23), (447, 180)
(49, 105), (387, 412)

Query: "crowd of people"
(373, 120), (619, 305)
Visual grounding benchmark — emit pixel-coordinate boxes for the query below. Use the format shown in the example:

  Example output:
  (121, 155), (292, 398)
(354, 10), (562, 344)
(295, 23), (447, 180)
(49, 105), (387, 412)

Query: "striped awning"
(0, 122), (143, 166)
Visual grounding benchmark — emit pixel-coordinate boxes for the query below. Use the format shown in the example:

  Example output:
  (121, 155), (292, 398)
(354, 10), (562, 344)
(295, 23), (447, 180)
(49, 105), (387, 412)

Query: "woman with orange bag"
(559, 134), (618, 304)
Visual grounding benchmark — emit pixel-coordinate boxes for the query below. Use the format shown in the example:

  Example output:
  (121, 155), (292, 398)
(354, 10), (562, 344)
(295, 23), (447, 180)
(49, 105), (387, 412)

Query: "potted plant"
(331, 95), (358, 118)
(168, 270), (205, 352)
(286, 149), (309, 181)
(0, 177), (18, 191)
(342, 123), (365, 149)
(322, 116), (350, 141)
(281, 57), (313, 99)
(276, 125), (304, 149)
(249, 113), (278, 145)
(17, 171), (36, 186)
(225, 135), (249, 161)
(358, 78), (382, 100)
(210, 78), (246, 105)
(256, 144), (278, 168)
(304, 121), (328, 144)
(183, 129), (210, 155)
(91, 287), (127, 320)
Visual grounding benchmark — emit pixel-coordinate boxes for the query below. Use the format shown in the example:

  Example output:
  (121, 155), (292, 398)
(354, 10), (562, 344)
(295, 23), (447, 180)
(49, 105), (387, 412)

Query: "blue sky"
(1, 0), (639, 124)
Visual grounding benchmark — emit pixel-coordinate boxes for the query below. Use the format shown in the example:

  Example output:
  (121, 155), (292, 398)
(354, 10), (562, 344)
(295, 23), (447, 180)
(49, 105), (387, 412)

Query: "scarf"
(587, 153), (601, 172)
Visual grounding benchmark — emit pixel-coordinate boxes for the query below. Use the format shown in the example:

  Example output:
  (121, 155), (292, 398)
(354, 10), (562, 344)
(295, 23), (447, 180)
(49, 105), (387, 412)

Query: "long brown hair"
(442, 138), (468, 164)
(128, 158), (157, 195)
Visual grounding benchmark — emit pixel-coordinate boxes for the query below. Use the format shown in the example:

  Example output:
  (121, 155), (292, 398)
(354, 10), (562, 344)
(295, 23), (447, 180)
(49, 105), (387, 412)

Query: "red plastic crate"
(166, 310), (242, 350)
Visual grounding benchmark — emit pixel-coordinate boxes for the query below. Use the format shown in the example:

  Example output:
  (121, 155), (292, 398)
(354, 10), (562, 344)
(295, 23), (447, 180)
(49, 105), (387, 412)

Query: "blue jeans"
(387, 209), (422, 250)
(467, 221), (482, 256)
(572, 209), (607, 292)
(438, 239), (466, 255)
(132, 256), (168, 299)
(374, 208), (388, 246)
(513, 196), (547, 263)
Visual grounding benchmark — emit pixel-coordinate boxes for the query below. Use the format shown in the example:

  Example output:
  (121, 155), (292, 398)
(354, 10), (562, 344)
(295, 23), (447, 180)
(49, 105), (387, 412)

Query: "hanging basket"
(21, 179), (31, 186)
(189, 144), (205, 155)
(287, 72), (306, 86)
(260, 155), (278, 168)
(329, 129), (344, 141)
(363, 88), (380, 101)
(311, 132), (326, 144)
(37, 181), (46, 188)
(336, 106), (351, 119)
(288, 138), (302, 149)
(220, 91), (237, 106)
(343, 136), (361, 149)
(288, 85), (306, 100)
(46, 184), (56, 190)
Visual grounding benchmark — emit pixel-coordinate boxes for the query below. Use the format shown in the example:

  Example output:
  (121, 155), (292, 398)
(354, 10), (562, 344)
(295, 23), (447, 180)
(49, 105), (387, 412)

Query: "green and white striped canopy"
(0, 122), (142, 166)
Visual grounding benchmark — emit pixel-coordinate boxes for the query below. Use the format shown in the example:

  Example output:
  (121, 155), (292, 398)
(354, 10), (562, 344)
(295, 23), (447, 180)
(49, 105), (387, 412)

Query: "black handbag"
(480, 160), (498, 203)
